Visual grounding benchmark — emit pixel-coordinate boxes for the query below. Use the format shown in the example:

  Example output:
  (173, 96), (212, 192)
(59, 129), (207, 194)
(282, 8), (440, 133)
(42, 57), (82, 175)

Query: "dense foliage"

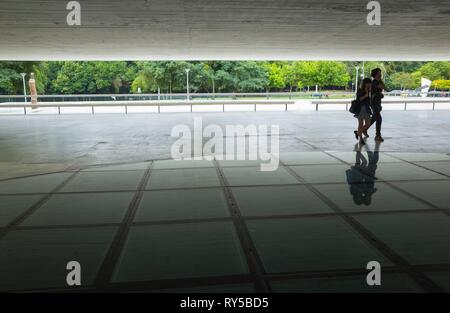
(1, 61), (449, 95)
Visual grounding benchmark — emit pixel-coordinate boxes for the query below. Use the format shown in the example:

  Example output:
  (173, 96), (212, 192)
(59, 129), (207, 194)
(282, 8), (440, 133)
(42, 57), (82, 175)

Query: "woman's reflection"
(346, 143), (380, 205)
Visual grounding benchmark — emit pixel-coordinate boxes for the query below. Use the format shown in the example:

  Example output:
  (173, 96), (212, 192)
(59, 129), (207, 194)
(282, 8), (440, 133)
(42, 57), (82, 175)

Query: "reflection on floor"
(1, 150), (450, 293)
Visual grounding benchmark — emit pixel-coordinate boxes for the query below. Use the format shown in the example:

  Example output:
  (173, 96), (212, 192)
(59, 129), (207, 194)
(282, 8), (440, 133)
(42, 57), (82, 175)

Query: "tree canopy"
(1, 60), (449, 95)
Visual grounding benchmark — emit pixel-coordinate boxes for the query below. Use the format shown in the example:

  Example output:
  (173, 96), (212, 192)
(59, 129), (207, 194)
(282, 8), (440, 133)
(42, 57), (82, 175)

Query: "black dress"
(354, 89), (372, 119)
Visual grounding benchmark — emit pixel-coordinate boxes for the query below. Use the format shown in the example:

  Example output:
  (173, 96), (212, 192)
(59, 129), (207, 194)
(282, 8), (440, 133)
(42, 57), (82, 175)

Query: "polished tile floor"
(1, 150), (449, 293)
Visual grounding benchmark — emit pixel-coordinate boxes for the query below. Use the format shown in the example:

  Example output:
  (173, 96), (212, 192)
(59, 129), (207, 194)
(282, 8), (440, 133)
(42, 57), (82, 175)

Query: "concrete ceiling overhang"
(0, 0), (449, 60)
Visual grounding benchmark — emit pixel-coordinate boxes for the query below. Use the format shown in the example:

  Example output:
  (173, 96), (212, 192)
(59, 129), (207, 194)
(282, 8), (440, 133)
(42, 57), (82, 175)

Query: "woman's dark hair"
(371, 68), (381, 78)
(359, 78), (372, 90)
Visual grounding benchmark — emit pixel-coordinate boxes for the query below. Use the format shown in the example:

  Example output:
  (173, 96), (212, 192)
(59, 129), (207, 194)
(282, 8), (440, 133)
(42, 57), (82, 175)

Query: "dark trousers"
(369, 111), (382, 136)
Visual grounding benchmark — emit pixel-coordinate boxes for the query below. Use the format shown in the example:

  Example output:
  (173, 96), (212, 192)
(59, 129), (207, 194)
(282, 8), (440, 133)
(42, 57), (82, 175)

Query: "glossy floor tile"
(278, 152), (341, 165)
(21, 193), (134, 226)
(61, 171), (144, 192)
(414, 161), (450, 177)
(147, 168), (220, 189)
(315, 183), (430, 212)
(386, 152), (450, 162)
(153, 283), (255, 293)
(369, 163), (447, 181)
(271, 273), (423, 293)
(232, 185), (332, 216)
(0, 172), (73, 194)
(391, 180), (450, 209)
(424, 271), (450, 292)
(328, 151), (401, 164)
(355, 212), (450, 265)
(0, 227), (117, 291)
(135, 189), (229, 222)
(247, 217), (390, 273)
(222, 167), (299, 186)
(153, 159), (214, 170)
(0, 194), (43, 227)
(218, 159), (268, 168)
(289, 164), (373, 184)
(113, 222), (248, 282)
(82, 162), (150, 172)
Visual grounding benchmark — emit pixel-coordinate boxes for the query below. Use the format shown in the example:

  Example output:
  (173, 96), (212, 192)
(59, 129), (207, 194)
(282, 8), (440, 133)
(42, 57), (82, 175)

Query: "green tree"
(263, 62), (286, 91)
(384, 61), (425, 74)
(293, 61), (317, 88)
(415, 63), (442, 81)
(52, 62), (96, 94)
(0, 61), (46, 94)
(281, 61), (314, 92)
(203, 62), (217, 94)
(214, 62), (236, 92)
(231, 62), (268, 92)
(91, 62), (132, 93)
(3, 61), (450, 95)
(132, 61), (190, 93)
(211, 61), (268, 92)
(314, 61), (350, 89)
(0, 64), (21, 94)
(389, 72), (415, 90)
(281, 63), (296, 92)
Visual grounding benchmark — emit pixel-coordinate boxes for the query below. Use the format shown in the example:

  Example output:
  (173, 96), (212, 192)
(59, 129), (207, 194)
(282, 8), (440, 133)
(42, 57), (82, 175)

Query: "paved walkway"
(0, 110), (449, 292)
(0, 110), (449, 178)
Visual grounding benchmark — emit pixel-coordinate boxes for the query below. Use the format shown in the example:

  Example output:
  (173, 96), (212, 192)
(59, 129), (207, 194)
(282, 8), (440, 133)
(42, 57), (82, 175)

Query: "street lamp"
(20, 73), (27, 103)
(185, 68), (190, 101)
(355, 66), (360, 94)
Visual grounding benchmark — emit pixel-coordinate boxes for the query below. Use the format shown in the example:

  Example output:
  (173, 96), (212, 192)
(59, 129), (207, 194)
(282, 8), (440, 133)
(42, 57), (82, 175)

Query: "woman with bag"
(352, 78), (373, 145)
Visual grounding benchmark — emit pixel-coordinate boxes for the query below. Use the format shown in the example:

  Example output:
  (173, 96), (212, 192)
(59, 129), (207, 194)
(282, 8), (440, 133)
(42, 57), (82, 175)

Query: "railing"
(1, 91), (449, 103)
(0, 99), (296, 115)
(311, 98), (450, 111)
(0, 91), (355, 103)
(385, 91), (450, 98)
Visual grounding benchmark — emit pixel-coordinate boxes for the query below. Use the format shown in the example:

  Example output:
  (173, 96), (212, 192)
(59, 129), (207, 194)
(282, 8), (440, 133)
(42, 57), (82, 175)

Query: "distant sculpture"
(29, 72), (38, 109)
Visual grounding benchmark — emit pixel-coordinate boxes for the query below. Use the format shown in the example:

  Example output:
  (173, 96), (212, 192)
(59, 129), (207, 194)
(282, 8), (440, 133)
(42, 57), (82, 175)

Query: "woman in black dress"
(354, 78), (373, 145)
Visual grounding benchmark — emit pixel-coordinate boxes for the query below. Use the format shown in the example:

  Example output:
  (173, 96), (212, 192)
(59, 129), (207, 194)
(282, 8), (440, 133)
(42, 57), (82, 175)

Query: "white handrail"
(311, 98), (450, 111)
(0, 99), (295, 115)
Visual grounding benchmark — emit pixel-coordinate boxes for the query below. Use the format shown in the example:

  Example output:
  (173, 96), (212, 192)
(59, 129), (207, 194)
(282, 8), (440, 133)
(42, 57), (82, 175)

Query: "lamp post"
(185, 68), (190, 101)
(355, 66), (360, 95)
(21, 73), (27, 103)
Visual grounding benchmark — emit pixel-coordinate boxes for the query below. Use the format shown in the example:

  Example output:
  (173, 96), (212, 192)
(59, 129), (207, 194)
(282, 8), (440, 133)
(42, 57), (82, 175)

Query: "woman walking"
(353, 78), (373, 145)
